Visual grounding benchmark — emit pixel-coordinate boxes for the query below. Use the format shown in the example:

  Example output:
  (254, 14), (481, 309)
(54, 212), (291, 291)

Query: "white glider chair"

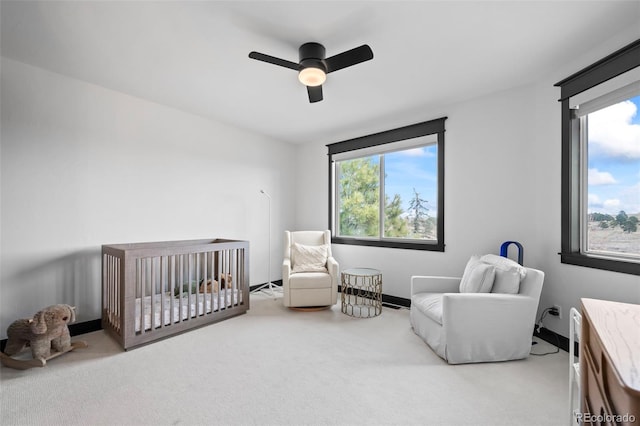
(282, 230), (338, 308)
(410, 254), (544, 364)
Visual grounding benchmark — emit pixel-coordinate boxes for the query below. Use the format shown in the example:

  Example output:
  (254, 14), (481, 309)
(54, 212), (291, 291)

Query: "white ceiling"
(2, 1), (639, 144)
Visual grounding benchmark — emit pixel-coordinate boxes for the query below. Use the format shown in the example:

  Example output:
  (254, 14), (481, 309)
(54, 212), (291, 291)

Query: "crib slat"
(138, 259), (143, 333)
(233, 249), (238, 306)
(113, 255), (119, 330)
(235, 250), (239, 306)
(160, 256), (165, 329)
(225, 249), (230, 309)
(169, 255), (175, 326)
(178, 254), (183, 323)
(222, 250), (227, 310)
(108, 255), (114, 328)
(230, 249), (234, 308)
(226, 250), (229, 309)
(151, 258), (156, 330)
(203, 251), (209, 315)
(145, 258), (149, 332)
(112, 256), (117, 329)
(236, 249), (241, 306)
(104, 254), (109, 325)
(187, 254), (192, 320)
(238, 250), (242, 305)
(216, 250), (222, 312)
(205, 252), (209, 314)
(103, 254), (109, 327)
(144, 258), (149, 332)
(195, 253), (200, 317)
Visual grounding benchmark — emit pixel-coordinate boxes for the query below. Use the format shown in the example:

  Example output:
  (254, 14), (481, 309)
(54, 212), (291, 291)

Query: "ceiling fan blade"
(307, 85), (323, 103)
(248, 51), (299, 71)
(325, 44), (373, 73)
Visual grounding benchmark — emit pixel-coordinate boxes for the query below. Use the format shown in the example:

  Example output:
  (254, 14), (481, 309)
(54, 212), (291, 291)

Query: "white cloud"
(588, 193), (601, 208)
(588, 181), (640, 214)
(618, 181), (640, 214)
(588, 168), (617, 185)
(589, 196), (621, 214)
(604, 199), (621, 209)
(400, 147), (434, 157)
(404, 148), (426, 157)
(588, 100), (640, 159)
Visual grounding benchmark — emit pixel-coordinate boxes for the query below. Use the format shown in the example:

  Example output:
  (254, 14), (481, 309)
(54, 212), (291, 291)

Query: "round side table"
(341, 268), (382, 318)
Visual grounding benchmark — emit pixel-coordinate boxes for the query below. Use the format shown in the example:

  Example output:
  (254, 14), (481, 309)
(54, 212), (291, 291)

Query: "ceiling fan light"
(298, 67), (326, 87)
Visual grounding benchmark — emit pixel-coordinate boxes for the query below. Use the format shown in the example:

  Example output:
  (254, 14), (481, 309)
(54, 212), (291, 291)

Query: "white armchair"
(282, 230), (338, 308)
(410, 262), (544, 364)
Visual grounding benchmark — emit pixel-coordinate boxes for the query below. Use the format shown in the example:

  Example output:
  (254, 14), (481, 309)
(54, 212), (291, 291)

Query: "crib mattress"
(134, 289), (241, 332)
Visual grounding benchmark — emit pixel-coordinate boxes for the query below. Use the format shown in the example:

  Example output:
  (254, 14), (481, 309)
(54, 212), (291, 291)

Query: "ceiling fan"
(248, 42), (374, 103)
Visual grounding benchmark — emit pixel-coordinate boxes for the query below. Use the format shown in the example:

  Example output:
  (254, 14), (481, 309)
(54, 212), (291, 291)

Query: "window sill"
(560, 252), (640, 275)
(332, 237), (444, 252)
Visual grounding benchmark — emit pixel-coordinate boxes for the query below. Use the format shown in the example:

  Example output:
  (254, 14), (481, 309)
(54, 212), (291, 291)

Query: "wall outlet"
(553, 304), (563, 319)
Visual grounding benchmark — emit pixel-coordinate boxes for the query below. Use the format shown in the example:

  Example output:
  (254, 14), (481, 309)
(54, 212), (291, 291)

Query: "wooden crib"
(102, 238), (249, 350)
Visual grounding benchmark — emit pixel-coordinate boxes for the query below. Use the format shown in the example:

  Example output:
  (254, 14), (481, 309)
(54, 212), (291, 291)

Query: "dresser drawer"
(582, 315), (602, 374)
(583, 345), (615, 425)
(602, 352), (640, 423)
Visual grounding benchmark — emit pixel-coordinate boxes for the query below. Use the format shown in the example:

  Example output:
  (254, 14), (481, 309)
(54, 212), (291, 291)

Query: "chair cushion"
(289, 271), (332, 289)
(480, 254), (527, 294)
(490, 268), (521, 294)
(459, 256), (495, 293)
(411, 293), (443, 325)
(291, 243), (328, 273)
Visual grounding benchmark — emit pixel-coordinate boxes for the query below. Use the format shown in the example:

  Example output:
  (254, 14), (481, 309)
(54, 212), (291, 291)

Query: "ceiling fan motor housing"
(299, 42), (327, 72)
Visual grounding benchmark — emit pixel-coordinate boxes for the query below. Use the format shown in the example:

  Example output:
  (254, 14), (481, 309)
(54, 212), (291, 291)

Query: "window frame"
(555, 39), (640, 275)
(327, 117), (447, 251)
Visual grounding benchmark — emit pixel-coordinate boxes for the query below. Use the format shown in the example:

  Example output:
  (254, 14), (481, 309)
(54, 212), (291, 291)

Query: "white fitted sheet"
(134, 289), (241, 332)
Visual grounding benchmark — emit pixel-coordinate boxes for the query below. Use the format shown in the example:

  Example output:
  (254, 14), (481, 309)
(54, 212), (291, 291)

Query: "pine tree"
(408, 188), (429, 234)
(338, 158), (380, 237)
(615, 211), (638, 233)
(338, 157), (406, 238)
(384, 194), (407, 237)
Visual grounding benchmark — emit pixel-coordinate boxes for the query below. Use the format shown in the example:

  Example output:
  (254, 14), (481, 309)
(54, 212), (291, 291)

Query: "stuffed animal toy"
(201, 275), (232, 292)
(219, 274), (232, 289)
(174, 275), (234, 297)
(4, 304), (76, 361)
(174, 280), (199, 296)
(198, 279), (219, 294)
(174, 279), (219, 297)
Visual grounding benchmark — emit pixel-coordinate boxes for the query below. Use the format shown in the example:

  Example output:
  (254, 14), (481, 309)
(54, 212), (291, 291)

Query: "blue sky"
(384, 144), (438, 217)
(587, 95), (640, 216)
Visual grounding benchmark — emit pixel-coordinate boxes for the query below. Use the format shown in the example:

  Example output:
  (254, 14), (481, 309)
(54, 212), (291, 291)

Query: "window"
(581, 92), (640, 261)
(555, 39), (640, 275)
(327, 117), (446, 251)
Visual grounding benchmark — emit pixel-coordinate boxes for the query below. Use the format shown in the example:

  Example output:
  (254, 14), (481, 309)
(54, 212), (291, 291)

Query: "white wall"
(0, 58), (296, 338)
(295, 35), (640, 339)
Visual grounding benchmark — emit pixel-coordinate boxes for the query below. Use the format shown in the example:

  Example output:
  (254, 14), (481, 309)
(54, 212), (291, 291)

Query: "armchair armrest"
(411, 276), (461, 295)
(327, 256), (339, 280)
(442, 293), (539, 362)
(443, 293), (537, 327)
(282, 258), (291, 284)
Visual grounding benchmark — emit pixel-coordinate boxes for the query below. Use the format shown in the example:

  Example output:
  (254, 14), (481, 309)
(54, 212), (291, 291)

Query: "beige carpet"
(0, 293), (568, 426)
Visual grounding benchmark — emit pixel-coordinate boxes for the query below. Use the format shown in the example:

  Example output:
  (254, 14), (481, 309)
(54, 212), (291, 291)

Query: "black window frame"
(327, 117), (447, 251)
(555, 39), (640, 276)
